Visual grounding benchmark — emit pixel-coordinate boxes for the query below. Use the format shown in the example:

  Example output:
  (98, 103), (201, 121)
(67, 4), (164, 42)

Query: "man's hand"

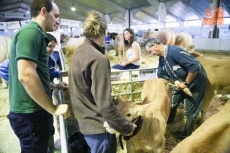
(53, 104), (69, 118)
(104, 121), (118, 134)
(175, 80), (187, 90)
(119, 61), (127, 66)
(56, 82), (69, 90)
(60, 71), (68, 77)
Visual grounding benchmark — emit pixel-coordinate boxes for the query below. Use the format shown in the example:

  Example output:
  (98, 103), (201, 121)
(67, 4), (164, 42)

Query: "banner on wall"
(60, 19), (70, 26)
(69, 20), (80, 28)
(0, 22), (7, 29)
(203, 5), (224, 25)
(20, 20), (30, 26)
(7, 21), (20, 29)
(107, 24), (124, 33)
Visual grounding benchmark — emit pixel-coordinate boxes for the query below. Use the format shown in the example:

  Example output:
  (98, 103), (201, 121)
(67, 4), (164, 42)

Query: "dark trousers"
(112, 63), (140, 70)
(171, 67), (207, 119)
(84, 132), (117, 153)
(7, 111), (54, 153)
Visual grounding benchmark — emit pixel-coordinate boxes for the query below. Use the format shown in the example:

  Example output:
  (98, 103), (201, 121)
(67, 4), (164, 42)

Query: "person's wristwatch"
(184, 81), (189, 86)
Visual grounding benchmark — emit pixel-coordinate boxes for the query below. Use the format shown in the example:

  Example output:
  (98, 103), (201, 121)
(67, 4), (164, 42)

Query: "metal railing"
(111, 67), (158, 101)
(56, 48), (68, 153)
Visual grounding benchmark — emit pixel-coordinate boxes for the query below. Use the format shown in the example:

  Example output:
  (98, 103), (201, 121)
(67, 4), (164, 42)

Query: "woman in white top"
(112, 28), (141, 70)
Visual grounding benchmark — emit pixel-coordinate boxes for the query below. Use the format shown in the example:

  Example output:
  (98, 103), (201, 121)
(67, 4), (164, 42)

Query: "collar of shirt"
(164, 45), (168, 58)
(87, 38), (104, 55)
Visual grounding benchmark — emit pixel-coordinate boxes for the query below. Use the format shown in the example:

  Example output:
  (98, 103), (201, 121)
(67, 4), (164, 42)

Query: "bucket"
(68, 131), (90, 153)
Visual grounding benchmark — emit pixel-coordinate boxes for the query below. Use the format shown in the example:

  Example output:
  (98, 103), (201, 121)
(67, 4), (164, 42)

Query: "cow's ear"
(114, 94), (123, 105)
(187, 44), (195, 53)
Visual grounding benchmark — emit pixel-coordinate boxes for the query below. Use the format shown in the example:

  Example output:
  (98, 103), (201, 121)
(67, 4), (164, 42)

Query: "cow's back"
(141, 78), (171, 123)
(197, 56), (230, 89)
(171, 100), (230, 153)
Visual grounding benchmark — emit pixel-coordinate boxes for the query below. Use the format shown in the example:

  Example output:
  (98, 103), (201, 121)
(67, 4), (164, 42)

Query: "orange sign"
(203, 7), (224, 25)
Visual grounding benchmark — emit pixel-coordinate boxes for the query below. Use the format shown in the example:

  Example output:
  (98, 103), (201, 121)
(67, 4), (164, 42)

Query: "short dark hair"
(30, 0), (53, 18)
(46, 33), (57, 43)
(145, 38), (162, 48)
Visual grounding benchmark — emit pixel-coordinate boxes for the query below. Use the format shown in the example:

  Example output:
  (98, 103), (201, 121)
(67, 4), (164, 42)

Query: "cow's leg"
(199, 86), (214, 124)
(152, 137), (164, 153)
(1, 77), (8, 89)
(126, 141), (135, 153)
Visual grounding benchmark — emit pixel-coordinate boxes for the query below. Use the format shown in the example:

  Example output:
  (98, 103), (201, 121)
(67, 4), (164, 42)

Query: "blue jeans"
(7, 111), (54, 153)
(112, 63), (140, 70)
(84, 132), (117, 153)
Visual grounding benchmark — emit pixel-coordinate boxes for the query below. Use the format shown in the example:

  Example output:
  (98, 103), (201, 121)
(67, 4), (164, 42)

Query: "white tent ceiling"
(0, 0), (229, 25)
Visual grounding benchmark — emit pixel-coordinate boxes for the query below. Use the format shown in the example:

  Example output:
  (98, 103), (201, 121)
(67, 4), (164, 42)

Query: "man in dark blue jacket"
(145, 38), (207, 139)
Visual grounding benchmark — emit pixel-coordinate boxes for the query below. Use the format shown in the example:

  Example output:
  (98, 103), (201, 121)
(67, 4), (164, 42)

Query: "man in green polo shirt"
(7, 0), (68, 152)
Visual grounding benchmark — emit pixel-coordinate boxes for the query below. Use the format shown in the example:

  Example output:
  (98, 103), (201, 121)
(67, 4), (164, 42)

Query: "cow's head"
(186, 44), (196, 53)
(175, 32), (193, 49)
(65, 37), (85, 66)
(114, 95), (140, 122)
(104, 95), (140, 134)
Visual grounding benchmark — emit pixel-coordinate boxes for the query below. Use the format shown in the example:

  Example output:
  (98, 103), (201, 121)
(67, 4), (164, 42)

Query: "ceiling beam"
(0, 12), (31, 20)
(167, 11), (182, 22)
(141, 10), (158, 21)
(109, 12), (122, 19)
(69, 0), (92, 11)
(59, 7), (85, 21)
(0, 0), (20, 4)
(146, 0), (158, 6)
(181, 1), (202, 20)
(101, 0), (126, 16)
(0, 2), (29, 12)
(165, 0), (181, 11)
(131, 6), (150, 16)
(222, 2), (230, 15)
(134, 16), (148, 24)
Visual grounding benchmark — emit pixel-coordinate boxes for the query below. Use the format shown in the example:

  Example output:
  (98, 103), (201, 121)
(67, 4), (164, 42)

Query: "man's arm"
(17, 59), (68, 116)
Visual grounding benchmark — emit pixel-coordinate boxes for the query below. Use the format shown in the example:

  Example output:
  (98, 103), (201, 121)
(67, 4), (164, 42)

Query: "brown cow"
(104, 78), (170, 153)
(175, 32), (230, 124)
(171, 99), (230, 153)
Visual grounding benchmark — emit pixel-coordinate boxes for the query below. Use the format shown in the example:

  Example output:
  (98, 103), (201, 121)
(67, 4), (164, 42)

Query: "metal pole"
(56, 47), (68, 153)
(59, 115), (68, 153)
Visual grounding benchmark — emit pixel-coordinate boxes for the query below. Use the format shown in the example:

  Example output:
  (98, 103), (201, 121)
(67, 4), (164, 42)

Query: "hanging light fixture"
(71, 3), (76, 11)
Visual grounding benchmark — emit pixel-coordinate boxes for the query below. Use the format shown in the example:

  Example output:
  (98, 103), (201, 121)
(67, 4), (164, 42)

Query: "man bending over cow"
(145, 38), (207, 139)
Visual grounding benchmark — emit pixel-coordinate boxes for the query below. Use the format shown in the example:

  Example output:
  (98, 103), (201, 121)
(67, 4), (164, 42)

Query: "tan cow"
(156, 29), (175, 45)
(175, 32), (230, 124)
(65, 37), (85, 66)
(114, 33), (124, 60)
(0, 36), (11, 89)
(104, 78), (170, 153)
(171, 99), (230, 153)
(175, 32), (203, 57)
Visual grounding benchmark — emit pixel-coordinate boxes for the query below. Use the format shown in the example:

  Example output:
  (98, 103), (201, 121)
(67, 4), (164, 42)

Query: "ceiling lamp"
(71, 3), (76, 11)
